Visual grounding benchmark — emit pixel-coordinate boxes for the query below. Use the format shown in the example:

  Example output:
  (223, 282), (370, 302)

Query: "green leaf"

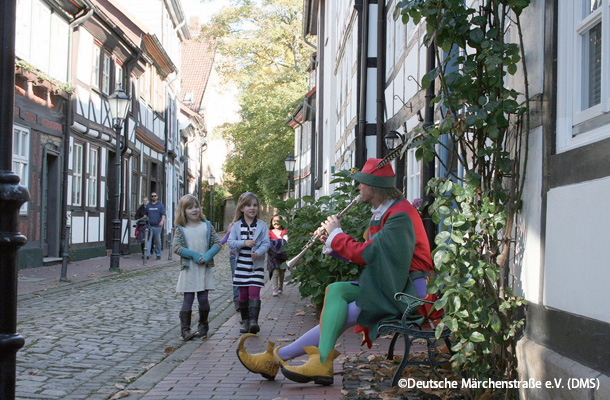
(470, 331), (485, 342)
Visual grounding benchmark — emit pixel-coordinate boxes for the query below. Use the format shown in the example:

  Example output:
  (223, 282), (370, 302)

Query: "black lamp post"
(207, 174), (215, 226)
(284, 153), (296, 198)
(108, 89), (131, 271)
(1, 2), (30, 397)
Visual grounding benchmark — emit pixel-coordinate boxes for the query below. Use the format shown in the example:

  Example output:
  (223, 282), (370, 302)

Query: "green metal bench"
(378, 292), (452, 387)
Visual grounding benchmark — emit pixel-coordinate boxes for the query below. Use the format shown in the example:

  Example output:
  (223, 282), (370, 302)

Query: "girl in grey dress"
(172, 195), (222, 341)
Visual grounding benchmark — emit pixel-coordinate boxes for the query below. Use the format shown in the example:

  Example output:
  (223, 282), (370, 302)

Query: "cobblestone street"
(15, 246), (235, 400)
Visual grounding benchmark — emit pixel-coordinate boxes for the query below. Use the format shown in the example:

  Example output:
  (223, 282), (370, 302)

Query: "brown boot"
(274, 345), (339, 385)
(236, 333), (279, 380)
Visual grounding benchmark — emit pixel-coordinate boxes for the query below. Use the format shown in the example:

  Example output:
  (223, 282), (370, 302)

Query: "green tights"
(318, 282), (361, 363)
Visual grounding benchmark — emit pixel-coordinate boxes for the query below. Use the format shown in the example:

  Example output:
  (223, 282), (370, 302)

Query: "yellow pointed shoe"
(236, 333), (279, 380)
(274, 345), (340, 386)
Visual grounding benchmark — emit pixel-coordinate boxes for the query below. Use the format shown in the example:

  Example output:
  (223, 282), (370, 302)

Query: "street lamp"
(384, 130), (405, 150)
(207, 174), (215, 226)
(284, 153), (296, 198)
(108, 88), (131, 271)
(0, 2), (31, 396)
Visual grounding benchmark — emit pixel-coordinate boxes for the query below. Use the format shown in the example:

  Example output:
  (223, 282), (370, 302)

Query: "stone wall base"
(517, 337), (609, 399)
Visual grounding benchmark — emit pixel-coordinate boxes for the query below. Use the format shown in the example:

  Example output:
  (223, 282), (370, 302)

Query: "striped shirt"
(233, 218), (265, 287)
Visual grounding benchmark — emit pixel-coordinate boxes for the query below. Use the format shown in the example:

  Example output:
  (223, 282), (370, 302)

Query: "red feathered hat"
(350, 158), (396, 188)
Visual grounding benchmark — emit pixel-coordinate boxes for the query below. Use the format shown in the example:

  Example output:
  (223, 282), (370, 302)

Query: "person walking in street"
(134, 197), (149, 256)
(228, 192), (270, 335)
(172, 194), (222, 341)
(267, 215), (288, 297)
(237, 158), (439, 385)
(146, 192), (166, 260)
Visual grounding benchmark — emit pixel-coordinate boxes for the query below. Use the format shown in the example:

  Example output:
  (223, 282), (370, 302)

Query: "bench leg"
(391, 333), (412, 387)
(387, 332), (400, 360)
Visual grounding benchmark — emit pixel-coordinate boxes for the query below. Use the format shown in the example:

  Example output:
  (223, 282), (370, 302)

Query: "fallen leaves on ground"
(164, 346), (175, 355)
(141, 363), (156, 371)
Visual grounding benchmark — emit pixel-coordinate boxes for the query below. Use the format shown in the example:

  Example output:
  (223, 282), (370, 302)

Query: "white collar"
(370, 199), (394, 220)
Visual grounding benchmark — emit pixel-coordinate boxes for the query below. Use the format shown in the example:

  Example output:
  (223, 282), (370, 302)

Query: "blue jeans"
(147, 226), (163, 257)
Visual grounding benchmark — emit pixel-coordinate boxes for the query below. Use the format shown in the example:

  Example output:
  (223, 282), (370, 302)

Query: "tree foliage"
(201, 0), (310, 204)
(396, 0), (531, 398)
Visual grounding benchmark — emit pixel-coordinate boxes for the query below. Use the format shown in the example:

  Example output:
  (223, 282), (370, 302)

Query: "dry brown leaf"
(142, 363), (156, 371)
(27, 370), (41, 375)
(367, 354), (385, 362)
(109, 390), (130, 399)
(286, 332), (297, 336)
(340, 389), (349, 396)
(375, 367), (396, 378)
(294, 311), (305, 316)
(123, 375), (137, 382)
(114, 384), (125, 390)
(276, 338), (293, 342)
(164, 346), (175, 355)
(355, 364), (373, 370)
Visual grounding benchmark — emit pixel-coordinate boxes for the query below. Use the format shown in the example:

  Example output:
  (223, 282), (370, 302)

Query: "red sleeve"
(330, 232), (369, 265)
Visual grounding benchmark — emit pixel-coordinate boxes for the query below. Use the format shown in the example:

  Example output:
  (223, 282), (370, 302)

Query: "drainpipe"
(60, 1), (94, 280)
(356, 0), (369, 168)
(422, 42), (436, 251)
(376, 0), (385, 154)
(302, 0), (317, 50)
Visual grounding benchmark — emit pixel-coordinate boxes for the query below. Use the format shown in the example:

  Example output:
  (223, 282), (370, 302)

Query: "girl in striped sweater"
(228, 192), (270, 334)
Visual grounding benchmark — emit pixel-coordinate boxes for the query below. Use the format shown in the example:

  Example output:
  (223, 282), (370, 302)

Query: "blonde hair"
(174, 194), (206, 227)
(232, 192), (259, 222)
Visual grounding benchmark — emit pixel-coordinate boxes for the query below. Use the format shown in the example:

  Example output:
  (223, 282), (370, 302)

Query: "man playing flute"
(237, 157), (440, 385)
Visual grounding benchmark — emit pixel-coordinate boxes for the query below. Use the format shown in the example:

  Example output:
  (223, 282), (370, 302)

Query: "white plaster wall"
(514, 127), (543, 303)
(544, 176), (610, 323)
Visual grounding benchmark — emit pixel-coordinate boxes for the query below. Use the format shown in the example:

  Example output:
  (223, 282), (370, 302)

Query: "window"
(91, 44), (101, 88)
(72, 142), (83, 206)
(557, 0), (610, 152)
(16, 0), (69, 81)
(12, 125), (30, 214)
(87, 147), (99, 207)
(102, 52), (111, 94)
(115, 62), (124, 91)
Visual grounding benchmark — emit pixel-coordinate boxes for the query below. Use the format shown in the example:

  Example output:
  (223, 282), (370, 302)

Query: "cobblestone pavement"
(15, 246), (235, 400)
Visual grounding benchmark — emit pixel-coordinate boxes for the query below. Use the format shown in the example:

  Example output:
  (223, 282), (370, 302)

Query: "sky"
(181, 0), (226, 24)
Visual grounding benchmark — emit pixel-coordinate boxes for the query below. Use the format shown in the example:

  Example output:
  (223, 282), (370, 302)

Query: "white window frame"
(102, 52), (111, 95)
(115, 62), (123, 91)
(88, 147), (99, 207)
(12, 125), (30, 215)
(557, 0), (610, 153)
(91, 44), (101, 89)
(72, 142), (83, 207)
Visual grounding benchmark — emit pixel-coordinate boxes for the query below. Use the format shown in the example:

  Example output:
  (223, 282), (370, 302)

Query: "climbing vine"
(396, 0), (531, 398)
